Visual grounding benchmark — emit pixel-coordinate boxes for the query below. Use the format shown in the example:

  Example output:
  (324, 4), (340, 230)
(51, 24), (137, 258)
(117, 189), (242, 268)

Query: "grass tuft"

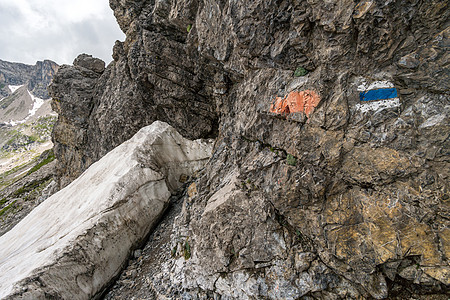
(26, 149), (55, 176)
(286, 154), (297, 166)
(294, 67), (308, 77)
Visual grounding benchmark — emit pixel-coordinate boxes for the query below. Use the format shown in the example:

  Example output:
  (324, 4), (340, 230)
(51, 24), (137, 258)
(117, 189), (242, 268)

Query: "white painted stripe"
(355, 98), (400, 113)
(357, 80), (394, 92)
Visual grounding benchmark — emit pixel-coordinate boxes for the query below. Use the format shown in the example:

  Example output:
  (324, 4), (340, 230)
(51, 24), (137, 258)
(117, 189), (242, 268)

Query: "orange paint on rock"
(270, 90), (320, 117)
(270, 96), (288, 115)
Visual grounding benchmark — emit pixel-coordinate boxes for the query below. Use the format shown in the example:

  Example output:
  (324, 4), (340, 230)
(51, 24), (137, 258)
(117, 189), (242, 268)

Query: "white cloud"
(0, 0), (125, 65)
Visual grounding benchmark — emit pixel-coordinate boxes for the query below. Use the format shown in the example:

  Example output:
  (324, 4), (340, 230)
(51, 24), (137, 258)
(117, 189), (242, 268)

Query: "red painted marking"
(270, 90), (320, 117)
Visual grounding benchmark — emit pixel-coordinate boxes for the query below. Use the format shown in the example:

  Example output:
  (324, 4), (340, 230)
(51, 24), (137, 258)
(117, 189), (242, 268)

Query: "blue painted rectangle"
(359, 88), (398, 101)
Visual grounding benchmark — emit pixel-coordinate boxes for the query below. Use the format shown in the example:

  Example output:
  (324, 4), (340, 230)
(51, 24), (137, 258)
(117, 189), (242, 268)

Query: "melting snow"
(3, 90), (47, 126)
(27, 90), (45, 118)
(7, 120), (25, 126)
(0, 121), (213, 298)
(8, 85), (24, 93)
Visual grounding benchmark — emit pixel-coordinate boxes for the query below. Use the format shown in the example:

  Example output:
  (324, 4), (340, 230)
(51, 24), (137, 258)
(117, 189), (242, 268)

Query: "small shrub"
(231, 248), (238, 258)
(184, 239), (191, 260)
(286, 154), (297, 166)
(171, 245), (177, 258)
(187, 24), (192, 33)
(294, 67), (308, 77)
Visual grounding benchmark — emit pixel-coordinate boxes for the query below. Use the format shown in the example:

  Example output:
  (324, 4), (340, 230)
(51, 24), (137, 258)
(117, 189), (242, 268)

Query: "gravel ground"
(103, 190), (188, 300)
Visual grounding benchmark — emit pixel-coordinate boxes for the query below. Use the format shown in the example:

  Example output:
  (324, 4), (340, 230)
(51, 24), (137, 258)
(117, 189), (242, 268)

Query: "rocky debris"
(47, 0), (450, 299)
(104, 184), (186, 300)
(0, 115), (57, 176)
(0, 121), (213, 299)
(0, 149), (57, 237)
(0, 86), (34, 122)
(0, 59), (59, 99)
(0, 85), (56, 126)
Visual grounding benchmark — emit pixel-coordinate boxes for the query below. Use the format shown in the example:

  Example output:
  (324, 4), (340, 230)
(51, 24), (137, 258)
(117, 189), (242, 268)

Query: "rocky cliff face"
(0, 59), (59, 99)
(49, 0), (448, 299)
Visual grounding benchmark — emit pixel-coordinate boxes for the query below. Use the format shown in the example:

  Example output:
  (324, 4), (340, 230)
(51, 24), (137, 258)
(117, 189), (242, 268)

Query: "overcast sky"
(0, 0), (125, 65)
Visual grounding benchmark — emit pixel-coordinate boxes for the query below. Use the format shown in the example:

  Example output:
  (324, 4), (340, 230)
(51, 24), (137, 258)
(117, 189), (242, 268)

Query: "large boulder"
(0, 121), (213, 299)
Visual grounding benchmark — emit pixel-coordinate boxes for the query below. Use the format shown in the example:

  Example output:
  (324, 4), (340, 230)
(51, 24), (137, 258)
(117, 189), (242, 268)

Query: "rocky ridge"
(0, 59), (59, 99)
(45, 0), (450, 299)
(0, 59), (59, 239)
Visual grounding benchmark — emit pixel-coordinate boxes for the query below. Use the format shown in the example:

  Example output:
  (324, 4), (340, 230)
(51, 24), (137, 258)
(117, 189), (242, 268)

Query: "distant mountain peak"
(0, 85), (54, 125)
(0, 59), (59, 99)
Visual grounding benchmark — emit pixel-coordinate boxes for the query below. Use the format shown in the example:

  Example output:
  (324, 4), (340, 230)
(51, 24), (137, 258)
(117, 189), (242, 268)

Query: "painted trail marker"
(356, 81), (400, 113)
(270, 90), (320, 117)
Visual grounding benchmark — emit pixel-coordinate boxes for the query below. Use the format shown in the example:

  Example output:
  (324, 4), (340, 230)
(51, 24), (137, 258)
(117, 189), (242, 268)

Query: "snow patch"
(7, 118), (29, 126)
(27, 90), (45, 118)
(8, 85), (24, 93)
(4, 90), (47, 126)
(0, 121), (213, 299)
(355, 98), (401, 113)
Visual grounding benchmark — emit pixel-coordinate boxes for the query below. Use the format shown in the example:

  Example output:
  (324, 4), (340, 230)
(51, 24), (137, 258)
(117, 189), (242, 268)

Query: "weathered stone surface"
(49, 19), (221, 187)
(73, 54), (106, 73)
(51, 0), (449, 299)
(0, 121), (213, 299)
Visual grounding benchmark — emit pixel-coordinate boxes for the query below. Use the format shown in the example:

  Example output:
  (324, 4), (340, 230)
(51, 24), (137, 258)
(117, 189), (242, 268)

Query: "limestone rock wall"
(50, 0), (449, 299)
